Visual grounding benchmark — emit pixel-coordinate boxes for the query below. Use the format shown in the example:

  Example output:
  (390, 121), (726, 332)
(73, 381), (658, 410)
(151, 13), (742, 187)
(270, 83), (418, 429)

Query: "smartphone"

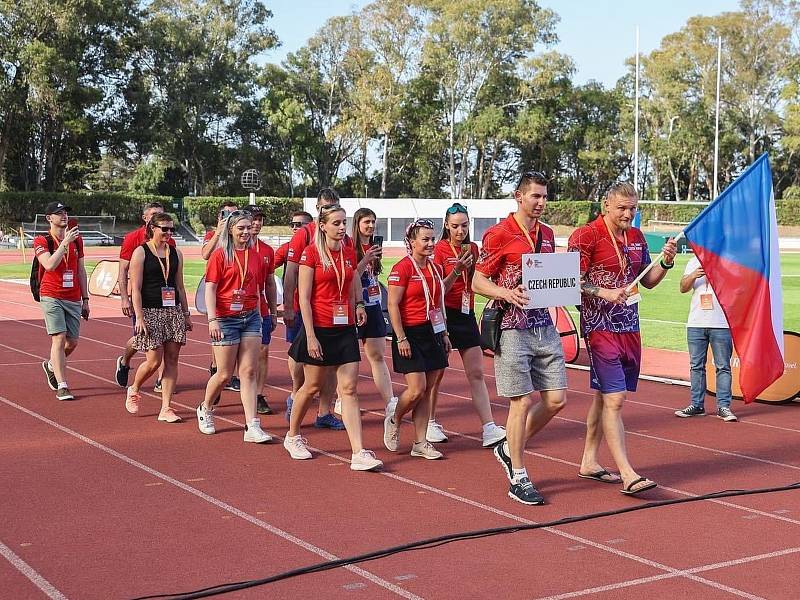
(219, 208), (233, 220)
(461, 242), (470, 253)
(373, 235), (384, 247)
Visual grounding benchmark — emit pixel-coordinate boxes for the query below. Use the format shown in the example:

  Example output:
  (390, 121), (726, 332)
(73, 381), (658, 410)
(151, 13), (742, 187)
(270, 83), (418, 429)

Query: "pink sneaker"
(125, 387), (140, 414)
(158, 407), (181, 423)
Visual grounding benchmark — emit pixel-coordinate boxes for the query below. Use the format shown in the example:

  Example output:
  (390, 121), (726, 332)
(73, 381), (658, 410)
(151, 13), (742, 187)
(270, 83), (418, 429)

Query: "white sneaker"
(196, 404), (215, 435)
(411, 441), (443, 460)
(283, 434), (312, 459)
(386, 396), (398, 418)
(482, 423), (507, 448)
(350, 449), (383, 471)
(426, 420), (448, 443)
(334, 397), (342, 415)
(243, 419), (272, 443)
(383, 414), (399, 451)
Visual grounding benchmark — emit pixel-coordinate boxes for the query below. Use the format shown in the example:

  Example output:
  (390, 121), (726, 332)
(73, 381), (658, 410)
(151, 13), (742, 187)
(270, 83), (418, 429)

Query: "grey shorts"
(40, 297), (81, 339)
(494, 326), (567, 398)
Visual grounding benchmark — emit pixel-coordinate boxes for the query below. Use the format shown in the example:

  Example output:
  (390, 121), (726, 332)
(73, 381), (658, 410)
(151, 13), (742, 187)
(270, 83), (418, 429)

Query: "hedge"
(183, 196), (302, 231)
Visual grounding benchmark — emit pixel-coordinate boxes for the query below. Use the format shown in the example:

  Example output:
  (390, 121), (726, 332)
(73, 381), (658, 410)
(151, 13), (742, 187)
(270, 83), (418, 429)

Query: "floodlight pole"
(634, 26), (640, 195)
(249, 191), (255, 205)
(713, 36), (722, 200)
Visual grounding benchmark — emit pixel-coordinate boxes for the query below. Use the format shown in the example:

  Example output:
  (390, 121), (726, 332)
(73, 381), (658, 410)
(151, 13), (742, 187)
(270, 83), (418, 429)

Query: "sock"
(48, 361), (53, 371)
(57, 382), (68, 390)
(482, 421), (496, 435)
(428, 419), (436, 424)
(512, 468), (528, 483)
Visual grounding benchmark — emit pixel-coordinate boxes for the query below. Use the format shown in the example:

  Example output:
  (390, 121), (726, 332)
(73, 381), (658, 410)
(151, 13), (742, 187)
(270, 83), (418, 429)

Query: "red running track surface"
(1, 280), (799, 599)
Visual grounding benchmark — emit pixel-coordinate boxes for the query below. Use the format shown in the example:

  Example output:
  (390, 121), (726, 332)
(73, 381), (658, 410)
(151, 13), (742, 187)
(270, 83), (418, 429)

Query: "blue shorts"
(286, 311), (303, 343)
(586, 330), (641, 393)
(212, 310), (262, 347)
(357, 304), (387, 340)
(261, 315), (273, 345)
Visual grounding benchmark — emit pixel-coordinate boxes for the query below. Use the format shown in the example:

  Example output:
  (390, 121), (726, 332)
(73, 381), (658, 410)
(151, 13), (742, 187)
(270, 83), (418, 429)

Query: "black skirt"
(357, 303), (387, 340)
(391, 322), (449, 374)
(288, 325), (361, 366)
(444, 307), (481, 350)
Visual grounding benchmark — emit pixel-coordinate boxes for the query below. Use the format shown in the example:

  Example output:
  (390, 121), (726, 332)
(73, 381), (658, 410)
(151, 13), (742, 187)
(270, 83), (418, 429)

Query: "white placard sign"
(521, 252), (581, 309)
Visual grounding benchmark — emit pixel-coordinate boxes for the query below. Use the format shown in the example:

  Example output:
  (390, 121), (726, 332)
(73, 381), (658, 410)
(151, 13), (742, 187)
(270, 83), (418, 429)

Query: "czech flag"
(683, 154), (784, 402)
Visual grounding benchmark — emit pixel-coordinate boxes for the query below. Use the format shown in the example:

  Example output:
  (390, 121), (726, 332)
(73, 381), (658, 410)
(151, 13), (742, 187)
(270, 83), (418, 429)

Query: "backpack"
(30, 235), (78, 301)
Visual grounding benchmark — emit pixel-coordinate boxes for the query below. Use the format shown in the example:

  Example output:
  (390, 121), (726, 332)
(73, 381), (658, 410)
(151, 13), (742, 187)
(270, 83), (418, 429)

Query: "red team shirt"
(388, 256), (445, 326)
(274, 242), (289, 270)
(567, 215), (650, 335)
(298, 244), (357, 328)
(119, 225), (175, 261)
(204, 246), (265, 317)
(34, 234), (85, 302)
(475, 214), (555, 330)
(253, 239), (276, 318)
(433, 239), (478, 311)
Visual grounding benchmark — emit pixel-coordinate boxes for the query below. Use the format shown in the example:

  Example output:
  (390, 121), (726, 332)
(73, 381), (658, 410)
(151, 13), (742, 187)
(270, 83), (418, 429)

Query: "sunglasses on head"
(446, 203), (468, 215)
(412, 219), (434, 229)
(319, 203), (342, 212)
(153, 225), (176, 233)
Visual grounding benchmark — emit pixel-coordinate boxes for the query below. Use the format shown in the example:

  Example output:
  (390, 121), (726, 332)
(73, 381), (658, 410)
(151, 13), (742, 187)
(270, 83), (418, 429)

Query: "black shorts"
(358, 303), (387, 340)
(391, 322), (449, 374)
(288, 325), (361, 367)
(444, 307), (481, 350)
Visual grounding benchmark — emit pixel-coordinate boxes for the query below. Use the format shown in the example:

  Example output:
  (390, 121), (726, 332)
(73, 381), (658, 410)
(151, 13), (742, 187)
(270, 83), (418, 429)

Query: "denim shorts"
(212, 310), (262, 346)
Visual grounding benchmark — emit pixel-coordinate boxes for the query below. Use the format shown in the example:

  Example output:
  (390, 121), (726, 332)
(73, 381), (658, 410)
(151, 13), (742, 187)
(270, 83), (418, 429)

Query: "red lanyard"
(233, 249), (249, 289)
(324, 245), (346, 301)
(602, 217), (628, 271)
(449, 241), (468, 286)
(148, 241), (170, 285)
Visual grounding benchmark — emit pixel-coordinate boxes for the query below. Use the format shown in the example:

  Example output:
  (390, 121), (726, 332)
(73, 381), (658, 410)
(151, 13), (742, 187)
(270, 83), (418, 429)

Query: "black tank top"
(141, 243), (180, 308)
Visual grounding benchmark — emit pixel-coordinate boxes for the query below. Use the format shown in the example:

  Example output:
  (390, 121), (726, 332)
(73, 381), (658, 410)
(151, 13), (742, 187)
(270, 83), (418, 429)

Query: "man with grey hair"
(568, 182), (677, 496)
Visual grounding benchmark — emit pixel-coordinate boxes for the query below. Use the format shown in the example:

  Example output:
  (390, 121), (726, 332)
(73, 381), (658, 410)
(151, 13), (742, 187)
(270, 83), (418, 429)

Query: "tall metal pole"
(634, 26), (640, 194)
(713, 36), (722, 199)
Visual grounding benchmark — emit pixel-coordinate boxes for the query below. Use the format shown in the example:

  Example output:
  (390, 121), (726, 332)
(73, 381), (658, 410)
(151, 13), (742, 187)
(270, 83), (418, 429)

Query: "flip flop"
(620, 477), (657, 496)
(577, 469), (622, 484)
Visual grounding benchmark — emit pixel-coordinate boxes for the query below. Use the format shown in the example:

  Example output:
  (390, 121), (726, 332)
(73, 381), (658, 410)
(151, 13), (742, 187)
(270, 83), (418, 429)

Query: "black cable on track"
(130, 481), (800, 600)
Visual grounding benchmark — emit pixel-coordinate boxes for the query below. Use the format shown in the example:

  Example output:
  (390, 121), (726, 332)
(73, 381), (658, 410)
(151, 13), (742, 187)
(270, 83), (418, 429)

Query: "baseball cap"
(45, 201), (72, 215)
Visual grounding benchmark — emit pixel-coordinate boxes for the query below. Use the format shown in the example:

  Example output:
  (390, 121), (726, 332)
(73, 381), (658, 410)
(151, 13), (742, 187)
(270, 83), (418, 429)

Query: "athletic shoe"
(125, 387), (140, 414)
(284, 395), (293, 423)
(315, 413), (345, 430)
(42, 361), (58, 391)
(426, 420), (448, 443)
(386, 396), (398, 418)
(224, 376), (241, 391)
(508, 477), (545, 505)
(283, 434), (312, 459)
(675, 405), (705, 418)
(256, 394), (273, 415)
(334, 397), (342, 415)
(350, 449), (383, 471)
(383, 414), (399, 451)
(115, 356), (130, 387)
(157, 407), (182, 423)
(243, 419), (272, 443)
(196, 404), (215, 435)
(411, 441), (443, 460)
(493, 440), (513, 482)
(55, 387), (74, 401)
(153, 379), (162, 393)
(482, 424), (507, 448)
(717, 407), (738, 422)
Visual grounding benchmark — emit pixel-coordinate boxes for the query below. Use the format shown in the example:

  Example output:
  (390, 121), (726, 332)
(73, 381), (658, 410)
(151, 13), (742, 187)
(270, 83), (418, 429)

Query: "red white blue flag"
(683, 154), (784, 403)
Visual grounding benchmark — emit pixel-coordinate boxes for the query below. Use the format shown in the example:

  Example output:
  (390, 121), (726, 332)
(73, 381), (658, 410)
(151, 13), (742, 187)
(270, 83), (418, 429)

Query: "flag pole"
(713, 36), (722, 199)
(634, 26), (640, 195)
(625, 231), (685, 292)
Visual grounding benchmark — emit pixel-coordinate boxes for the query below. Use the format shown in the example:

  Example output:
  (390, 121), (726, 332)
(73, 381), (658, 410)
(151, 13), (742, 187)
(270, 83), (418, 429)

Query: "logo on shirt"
(388, 274), (400, 283)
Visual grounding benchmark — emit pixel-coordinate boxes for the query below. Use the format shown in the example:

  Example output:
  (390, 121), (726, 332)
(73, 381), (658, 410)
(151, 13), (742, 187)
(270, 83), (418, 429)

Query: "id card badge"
(161, 286), (176, 307)
(230, 289), (245, 312)
(699, 293), (714, 310)
(625, 284), (642, 306)
(429, 308), (446, 333)
(461, 291), (471, 315)
(367, 283), (381, 304)
(333, 303), (349, 325)
(62, 270), (74, 289)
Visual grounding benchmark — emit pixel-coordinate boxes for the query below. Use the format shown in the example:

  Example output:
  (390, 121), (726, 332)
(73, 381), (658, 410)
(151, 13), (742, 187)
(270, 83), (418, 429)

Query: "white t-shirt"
(684, 256), (729, 328)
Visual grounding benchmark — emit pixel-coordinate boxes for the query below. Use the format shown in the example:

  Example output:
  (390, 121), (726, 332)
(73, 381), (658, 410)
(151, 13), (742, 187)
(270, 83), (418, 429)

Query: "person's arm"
(352, 271), (367, 327)
(443, 249), (473, 293)
(78, 255), (90, 319)
(356, 245), (381, 275)
(175, 249), (193, 331)
(680, 263), (705, 294)
(472, 271), (529, 308)
(201, 219), (225, 260)
(39, 228), (80, 271)
(205, 280), (223, 341)
(387, 284), (411, 357)
(129, 247), (146, 334)
(297, 264), (323, 359)
(283, 261), (299, 326)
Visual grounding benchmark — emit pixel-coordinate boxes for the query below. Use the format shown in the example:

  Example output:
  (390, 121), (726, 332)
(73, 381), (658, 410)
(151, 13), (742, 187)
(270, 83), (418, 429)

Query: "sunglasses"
(446, 203), (468, 215)
(319, 203), (342, 212)
(412, 219), (434, 229)
(290, 221), (306, 228)
(153, 225), (176, 233)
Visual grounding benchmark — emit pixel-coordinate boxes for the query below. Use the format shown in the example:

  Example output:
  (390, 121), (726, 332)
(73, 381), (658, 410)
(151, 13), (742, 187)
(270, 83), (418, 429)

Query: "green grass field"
(4, 253), (798, 351)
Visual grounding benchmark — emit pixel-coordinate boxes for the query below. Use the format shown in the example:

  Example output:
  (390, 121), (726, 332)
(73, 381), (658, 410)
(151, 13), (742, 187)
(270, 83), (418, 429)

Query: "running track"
(1, 279), (799, 599)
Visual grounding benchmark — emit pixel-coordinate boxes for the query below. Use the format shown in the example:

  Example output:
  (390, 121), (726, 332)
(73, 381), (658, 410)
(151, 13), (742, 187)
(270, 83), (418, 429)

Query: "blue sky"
(262, 0), (741, 88)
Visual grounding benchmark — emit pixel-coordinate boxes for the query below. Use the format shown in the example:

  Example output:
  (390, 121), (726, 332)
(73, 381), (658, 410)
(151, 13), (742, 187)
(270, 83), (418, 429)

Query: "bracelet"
(355, 301), (365, 308)
(208, 317), (217, 323)
(454, 269), (462, 276)
(183, 310), (191, 316)
(659, 259), (674, 270)
(82, 297), (90, 301)
(397, 336), (408, 344)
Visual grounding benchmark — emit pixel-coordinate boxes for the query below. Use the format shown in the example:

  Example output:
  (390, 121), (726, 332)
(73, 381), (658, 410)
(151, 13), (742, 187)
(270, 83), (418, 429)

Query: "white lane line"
(0, 540), (69, 600)
(0, 394), (422, 600)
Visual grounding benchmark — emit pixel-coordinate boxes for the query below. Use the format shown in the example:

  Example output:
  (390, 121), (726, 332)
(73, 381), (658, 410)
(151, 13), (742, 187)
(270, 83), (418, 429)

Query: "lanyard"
(512, 215), (540, 252)
(53, 235), (69, 268)
(233, 249), (249, 289)
(148, 241), (170, 285)
(602, 217), (628, 272)
(449, 241), (469, 287)
(324, 244), (346, 301)
(361, 243), (374, 279)
(411, 257), (440, 315)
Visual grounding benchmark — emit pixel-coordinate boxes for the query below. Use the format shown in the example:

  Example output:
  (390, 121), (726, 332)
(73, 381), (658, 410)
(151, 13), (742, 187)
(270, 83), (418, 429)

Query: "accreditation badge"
(625, 284), (642, 306)
(62, 270), (74, 289)
(333, 303), (348, 325)
(700, 293), (714, 310)
(230, 289), (245, 312)
(429, 308), (446, 333)
(161, 287), (176, 307)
